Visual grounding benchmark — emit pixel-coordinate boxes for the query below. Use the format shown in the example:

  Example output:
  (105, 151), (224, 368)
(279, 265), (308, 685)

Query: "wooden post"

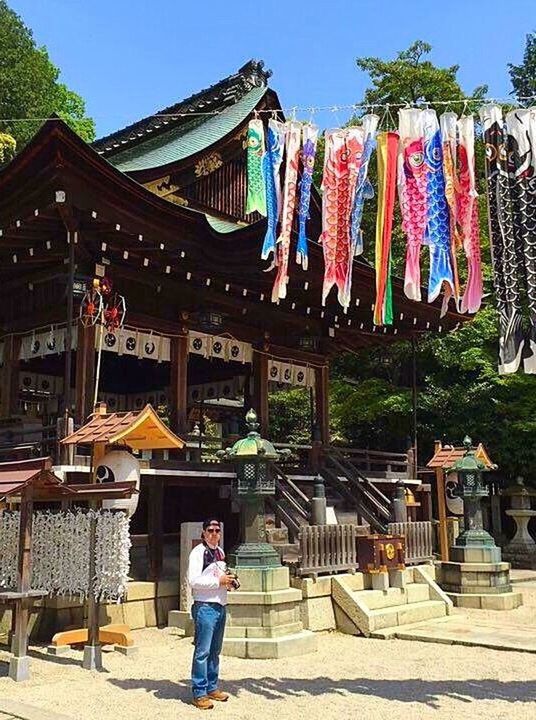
(0, 335), (21, 418)
(434, 440), (449, 562)
(315, 363), (330, 445)
(170, 333), (189, 436)
(147, 478), (164, 582)
(252, 351), (269, 437)
(82, 436), (106, 671)
(9, 484), (33, 681)
(75, 324), (96, 426)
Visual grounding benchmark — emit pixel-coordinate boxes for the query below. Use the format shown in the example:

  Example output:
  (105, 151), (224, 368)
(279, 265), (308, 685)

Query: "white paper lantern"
(95, 449), (141, 517)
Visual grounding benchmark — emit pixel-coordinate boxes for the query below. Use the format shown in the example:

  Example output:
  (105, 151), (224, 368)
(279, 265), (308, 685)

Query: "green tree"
(0, 1), (95, 150)
(508, 32), (536, 105)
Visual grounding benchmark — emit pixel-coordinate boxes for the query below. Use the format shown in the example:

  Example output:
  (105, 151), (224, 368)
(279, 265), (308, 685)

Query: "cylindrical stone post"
(392, 481), (407, 523)
(311, 475), (327, 526)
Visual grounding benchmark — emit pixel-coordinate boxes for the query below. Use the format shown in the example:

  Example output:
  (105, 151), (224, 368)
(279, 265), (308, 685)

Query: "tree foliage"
(508, 32), (536, 106)
(279, 40), (536, 485)
(0, 1), (95, 150)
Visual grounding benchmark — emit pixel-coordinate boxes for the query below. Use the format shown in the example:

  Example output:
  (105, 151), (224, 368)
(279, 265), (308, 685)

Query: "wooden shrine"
(0, 60), (469, 583)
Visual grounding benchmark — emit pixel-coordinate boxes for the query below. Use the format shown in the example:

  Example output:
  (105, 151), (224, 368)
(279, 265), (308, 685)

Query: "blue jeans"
(191, 601), (227, 699)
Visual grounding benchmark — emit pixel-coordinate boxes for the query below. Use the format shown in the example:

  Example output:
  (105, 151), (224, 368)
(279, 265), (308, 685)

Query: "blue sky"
(8, 0), (536, 137)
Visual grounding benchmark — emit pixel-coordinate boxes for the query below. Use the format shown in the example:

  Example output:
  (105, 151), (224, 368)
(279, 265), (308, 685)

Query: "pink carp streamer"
(272, 121), (301, 302)
(320, 127), (364, 308)
(457, 115), (483, 314)
(398, 109), (427, 301)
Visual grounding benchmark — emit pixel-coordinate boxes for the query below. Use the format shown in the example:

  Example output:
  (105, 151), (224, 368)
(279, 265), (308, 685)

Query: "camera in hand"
(226, 569), (240, 590)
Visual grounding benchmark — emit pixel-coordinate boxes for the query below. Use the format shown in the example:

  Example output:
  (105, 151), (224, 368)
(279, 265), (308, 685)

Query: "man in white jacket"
(188, 518), (235, 710)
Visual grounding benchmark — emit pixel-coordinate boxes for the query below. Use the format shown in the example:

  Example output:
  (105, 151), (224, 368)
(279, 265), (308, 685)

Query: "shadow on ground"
(108, 676), (536, 709)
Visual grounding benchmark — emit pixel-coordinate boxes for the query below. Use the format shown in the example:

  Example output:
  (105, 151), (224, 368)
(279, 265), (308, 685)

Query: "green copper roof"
(205, 214), (245, 234)
(109, 86), (266, 172)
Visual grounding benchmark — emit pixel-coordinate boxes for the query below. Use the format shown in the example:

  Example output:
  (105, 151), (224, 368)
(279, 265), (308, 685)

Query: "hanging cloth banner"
(457, 115), (483, 315)
(267, 358), (314, 388)
(100, 328), (171, 362)
(188, 331), (252, 364)
(261, 118), (285, 262)
(272, 121), (301, 301)
(245, 119), (267, 216)
(296, 123), (319, 271)
(423, 109), (455, 304)
(19, 326), (76, 361)
(481, 104), (525, 374)
(373, 132), (397, 326)
(506, 108), (536, 373)
(440, 111), (462, 312)
(350, 114), (379, 258)
(398, 109), (427, 302)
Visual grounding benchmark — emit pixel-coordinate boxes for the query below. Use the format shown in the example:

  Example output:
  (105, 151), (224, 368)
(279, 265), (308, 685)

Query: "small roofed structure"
(427, 439), (496, 562)
(61, 403), (185, 451)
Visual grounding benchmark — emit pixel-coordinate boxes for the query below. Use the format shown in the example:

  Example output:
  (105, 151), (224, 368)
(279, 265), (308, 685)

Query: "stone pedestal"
(503, 509), (536, 569)
(439, 545), (523, 610)
(222, 566), (317, 659)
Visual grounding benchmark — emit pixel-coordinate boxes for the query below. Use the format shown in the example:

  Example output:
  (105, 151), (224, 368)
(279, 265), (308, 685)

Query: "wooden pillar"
(9, 484), (33, 681)
(147, 478), (164, 582)
(0, 335), (21, 418)
(434, 440), (449, 562)
(315, 363), (330, 445)
(170, 333), (188, 437)
(75, 324), (96, 426)
(252, 351), (269, 437)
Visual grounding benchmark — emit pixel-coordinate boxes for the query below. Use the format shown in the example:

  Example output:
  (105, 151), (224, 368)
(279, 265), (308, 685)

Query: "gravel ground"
(1, 628), (536, 720)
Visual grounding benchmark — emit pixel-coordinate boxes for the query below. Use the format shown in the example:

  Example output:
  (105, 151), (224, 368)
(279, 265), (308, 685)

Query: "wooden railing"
(387, 521), (435, 564)
(297, 524), (359, 578)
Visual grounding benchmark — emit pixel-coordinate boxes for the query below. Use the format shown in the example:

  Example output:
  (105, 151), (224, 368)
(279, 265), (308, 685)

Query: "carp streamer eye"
(485, 144), (496, 161)
(96, 465), (115, 484)
(410, 152), (424, 167)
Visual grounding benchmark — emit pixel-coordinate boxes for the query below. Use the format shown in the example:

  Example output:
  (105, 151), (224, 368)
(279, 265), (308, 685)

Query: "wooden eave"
(427, 443), (495, 469)
(0, 119), (469, 354)
(61, 404), (185, 450)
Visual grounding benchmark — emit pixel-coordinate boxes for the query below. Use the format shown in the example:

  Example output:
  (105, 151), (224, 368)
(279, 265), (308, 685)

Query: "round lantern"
(95, 448), (141, 517)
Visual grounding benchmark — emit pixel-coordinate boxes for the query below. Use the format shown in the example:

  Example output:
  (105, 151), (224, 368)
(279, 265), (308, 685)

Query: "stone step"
(223, 629), (317, 659)
(355, 583), (430, 610)
(369, 615), (452, 639)
(367, 600), (447, 633)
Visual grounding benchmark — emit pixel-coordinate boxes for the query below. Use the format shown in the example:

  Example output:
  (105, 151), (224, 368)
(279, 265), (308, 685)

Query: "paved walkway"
(395, 617), (536, 653)
(0, 701), (73, 720)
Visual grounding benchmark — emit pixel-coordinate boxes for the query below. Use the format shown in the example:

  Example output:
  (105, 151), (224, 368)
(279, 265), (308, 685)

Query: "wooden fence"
(297, 524), (358, 578)
(387, 521), (435, 564)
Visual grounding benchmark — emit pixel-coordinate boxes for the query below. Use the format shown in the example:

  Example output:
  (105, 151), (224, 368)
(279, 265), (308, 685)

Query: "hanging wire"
(0, 95), (535, 124)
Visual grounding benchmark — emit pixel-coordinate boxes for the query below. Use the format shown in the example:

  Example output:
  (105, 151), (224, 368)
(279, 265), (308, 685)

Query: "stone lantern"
(218, 409), (287, 569)
(447, 435), (495, 549)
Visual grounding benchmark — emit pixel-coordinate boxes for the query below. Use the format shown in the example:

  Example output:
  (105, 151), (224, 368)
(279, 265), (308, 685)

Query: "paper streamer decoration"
(246, 119), (267, 216)
(262, 118), (285, 261)
(296, 123), (319, 271)
(374, 132), (398, 326)
(272, 121), (301, 301)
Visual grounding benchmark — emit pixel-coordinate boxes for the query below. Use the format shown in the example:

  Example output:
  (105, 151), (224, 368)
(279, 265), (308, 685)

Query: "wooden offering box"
(357, 534), (405, 573)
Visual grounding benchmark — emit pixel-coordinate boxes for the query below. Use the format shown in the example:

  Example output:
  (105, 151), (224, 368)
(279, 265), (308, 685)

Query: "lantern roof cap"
(219, 409), (279, 460)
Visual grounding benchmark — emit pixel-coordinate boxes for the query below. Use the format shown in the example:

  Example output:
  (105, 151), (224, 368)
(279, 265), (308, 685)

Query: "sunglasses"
(205, 528), (221, 534)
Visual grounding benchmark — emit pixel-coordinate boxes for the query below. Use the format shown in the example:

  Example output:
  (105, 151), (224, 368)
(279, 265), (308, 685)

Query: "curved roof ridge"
(93, 59), (272, 157)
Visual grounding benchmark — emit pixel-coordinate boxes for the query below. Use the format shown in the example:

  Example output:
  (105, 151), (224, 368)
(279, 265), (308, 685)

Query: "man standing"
(188, 519), (235, 710)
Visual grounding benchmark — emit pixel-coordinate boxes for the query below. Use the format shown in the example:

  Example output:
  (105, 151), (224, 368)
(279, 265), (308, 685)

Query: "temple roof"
(93, 60), (272, 169)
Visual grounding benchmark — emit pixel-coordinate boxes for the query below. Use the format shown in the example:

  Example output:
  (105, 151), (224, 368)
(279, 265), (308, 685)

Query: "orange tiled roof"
(427, 443), (494, 469)
(61, 404), (185, 450)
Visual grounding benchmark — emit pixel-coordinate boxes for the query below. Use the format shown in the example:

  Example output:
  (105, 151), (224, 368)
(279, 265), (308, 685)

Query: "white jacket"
(188, 543), (228, 606)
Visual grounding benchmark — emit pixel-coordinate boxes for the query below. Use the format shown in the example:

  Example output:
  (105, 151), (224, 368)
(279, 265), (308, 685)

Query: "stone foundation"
(0, 580), (178, 643)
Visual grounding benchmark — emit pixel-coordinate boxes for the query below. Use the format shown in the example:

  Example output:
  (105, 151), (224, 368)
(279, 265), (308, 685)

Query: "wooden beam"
(315, 363), (330, 445)
(0, 335), (21, 417)
(74, 323), (96, 425)
(169, 333), (189, 436)
(434, 440), (449, 562)
(252, 351), (269, 436)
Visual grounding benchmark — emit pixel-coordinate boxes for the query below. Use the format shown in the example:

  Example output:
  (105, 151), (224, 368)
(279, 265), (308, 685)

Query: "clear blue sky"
(8, 0), (536, 137)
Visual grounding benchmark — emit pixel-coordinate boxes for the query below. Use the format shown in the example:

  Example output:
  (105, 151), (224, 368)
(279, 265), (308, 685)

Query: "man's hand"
(219, 574), (235, 590)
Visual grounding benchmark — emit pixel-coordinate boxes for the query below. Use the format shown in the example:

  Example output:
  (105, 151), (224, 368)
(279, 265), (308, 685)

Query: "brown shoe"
(208, 690), (229, 702)
(192, 696), (214, 710)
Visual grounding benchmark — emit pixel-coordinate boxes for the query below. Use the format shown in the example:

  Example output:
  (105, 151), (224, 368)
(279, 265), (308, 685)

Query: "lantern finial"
(245, 408), (259, 433)
(463, 435), (472, 450)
